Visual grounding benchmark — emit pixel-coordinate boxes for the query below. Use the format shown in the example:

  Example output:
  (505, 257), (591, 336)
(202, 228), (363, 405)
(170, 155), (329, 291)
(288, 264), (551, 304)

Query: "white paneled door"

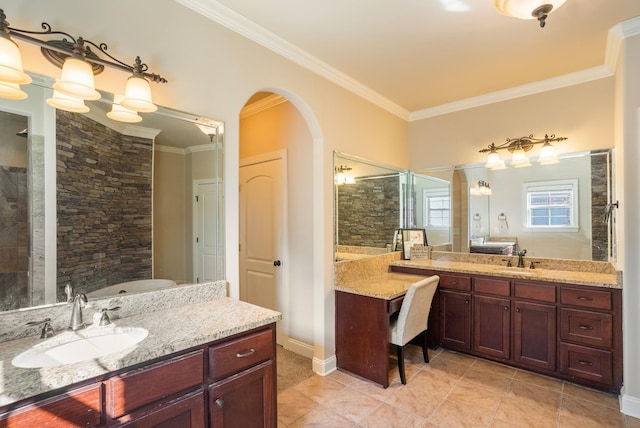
(239, 153), (286, 345)
(194, 179), (223, 283)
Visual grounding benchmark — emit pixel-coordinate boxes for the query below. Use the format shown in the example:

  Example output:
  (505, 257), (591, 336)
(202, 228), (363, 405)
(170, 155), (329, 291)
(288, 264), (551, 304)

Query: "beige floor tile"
(349, 377), (404, 402)
(323, 387), (383, 423)
(293, 374), (347, 403)
(430, 399), (494, 428)
(489, 420), (521, 428)
(493, 398), (559, 428)
(287, 404), (355, 428)
(514, 370), (563, 392)
(390, 357), (425, 384)
(446, 380), (505, 414)
(625, 415), (640, 428)
(559, 395), (624, 428)
(405, 367), (460, 399)
(277, 388), (318, 427)
(386, 384), (443, 419)
(461, 367), (513, 394)
(329, 369), (361, 386)
(434, 349), (477, 367)
(470, 359), (517, 379)
(422, 355), (471, 379)
(358, 402), (427, 428)
(562, 382), (620, 410)
(506, 380), (562, 409)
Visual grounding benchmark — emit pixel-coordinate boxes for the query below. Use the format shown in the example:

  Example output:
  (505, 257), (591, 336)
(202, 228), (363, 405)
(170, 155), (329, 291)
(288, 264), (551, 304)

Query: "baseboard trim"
(283, 337), (314, 359)
(620, 387), (640, 418)
(312, 355), (337, 376)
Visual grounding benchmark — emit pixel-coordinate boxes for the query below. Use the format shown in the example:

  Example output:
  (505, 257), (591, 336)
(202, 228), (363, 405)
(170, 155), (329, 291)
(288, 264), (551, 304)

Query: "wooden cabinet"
(390, 264), (621, 392)
(208, 326), (276, 428)
(0, 324), (277, 428)
(0, 383), (103, 428)
(558, 286), (621, 390)
(439, 274), (472, 352)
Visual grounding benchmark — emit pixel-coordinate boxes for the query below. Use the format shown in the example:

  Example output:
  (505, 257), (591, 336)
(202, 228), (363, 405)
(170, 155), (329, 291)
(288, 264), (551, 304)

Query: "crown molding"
(409, 65), (613, 121)
(176, 0), (409, 120)
(155, 143), (216, 154)
(186, 143), (216, 153)
(178, 1), (640, 122)
(154, 144), (185, 154)
(240, 94), (287, 119)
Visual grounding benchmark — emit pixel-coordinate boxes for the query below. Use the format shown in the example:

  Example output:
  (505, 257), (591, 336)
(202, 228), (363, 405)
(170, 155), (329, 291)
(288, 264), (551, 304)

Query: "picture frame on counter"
(398, 228), (428, 260)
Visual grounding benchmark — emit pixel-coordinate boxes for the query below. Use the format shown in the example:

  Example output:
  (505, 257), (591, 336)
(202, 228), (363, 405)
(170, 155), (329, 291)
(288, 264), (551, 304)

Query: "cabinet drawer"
(439, 274), (471, 292)
(388, 296), (404, 314)
(209, 328), (274, 382)
(560, 287), (612, 310)
(560, 308), (613, 348)
(474, 277), (510, 296)
(109, 350), (204, 418)
(514, 281), (556, 303)
(560, 342), (613, 386)
(0, 383), (103, 427)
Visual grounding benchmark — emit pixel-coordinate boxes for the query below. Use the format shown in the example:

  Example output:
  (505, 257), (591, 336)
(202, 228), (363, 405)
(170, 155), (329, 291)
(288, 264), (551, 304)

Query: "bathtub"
(88, 279), (177, 298)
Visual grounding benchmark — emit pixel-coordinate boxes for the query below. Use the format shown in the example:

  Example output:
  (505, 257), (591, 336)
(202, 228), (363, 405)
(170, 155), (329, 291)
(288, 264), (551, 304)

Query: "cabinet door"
(440, 290), (471, 351)
(117, 391), (205, 428)
(513, 300), (556, 370)
(473, 295), (510, 359)
(209, 361), (275, 428)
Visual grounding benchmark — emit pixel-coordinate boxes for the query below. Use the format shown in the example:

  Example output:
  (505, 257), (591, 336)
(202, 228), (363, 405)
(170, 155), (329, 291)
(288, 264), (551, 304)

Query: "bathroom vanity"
(0, 283), (281, 427)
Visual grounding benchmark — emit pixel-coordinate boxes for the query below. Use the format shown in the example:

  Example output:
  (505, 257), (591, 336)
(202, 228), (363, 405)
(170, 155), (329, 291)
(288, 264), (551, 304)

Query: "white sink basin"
(12, 326), (148, 368)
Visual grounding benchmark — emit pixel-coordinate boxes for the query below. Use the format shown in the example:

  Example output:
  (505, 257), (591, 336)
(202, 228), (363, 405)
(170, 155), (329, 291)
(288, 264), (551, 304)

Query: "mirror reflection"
(334, 149), (614, 264)
(0, 74), (225, 311)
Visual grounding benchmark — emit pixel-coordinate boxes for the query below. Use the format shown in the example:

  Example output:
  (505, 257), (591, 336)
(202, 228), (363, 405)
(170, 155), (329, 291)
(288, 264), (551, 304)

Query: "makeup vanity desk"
(334, 272), (429, 388)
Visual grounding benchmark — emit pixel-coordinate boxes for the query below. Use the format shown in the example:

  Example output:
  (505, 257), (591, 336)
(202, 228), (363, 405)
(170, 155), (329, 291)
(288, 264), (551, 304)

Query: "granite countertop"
(0, 297), (281, 407)
(390, 259), (620, 289)
(335, 272), (428, 300)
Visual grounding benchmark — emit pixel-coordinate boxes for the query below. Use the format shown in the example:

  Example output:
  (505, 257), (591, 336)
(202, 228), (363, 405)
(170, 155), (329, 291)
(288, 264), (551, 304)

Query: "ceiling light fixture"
(480, 134), (566, 169)
(0, 8), (167, 117)
(494, 0), (567, 28)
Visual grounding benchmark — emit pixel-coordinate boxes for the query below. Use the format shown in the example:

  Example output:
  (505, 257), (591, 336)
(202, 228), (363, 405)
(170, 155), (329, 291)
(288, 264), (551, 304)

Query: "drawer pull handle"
(578, 324), (594, 330)
(215, 398), (224, 408)
(577, 296), (594, 301)
(236, 348), (256, 358)
(577, 360), (593, 366)
(450, 281), (458, 285)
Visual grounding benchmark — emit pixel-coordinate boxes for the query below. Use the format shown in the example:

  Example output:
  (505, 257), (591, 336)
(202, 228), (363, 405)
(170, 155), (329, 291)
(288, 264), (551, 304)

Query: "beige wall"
(408, 78), (615, 169)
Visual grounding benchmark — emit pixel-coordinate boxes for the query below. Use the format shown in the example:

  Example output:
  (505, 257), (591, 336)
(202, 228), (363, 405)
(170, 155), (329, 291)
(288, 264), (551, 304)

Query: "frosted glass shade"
(121, 75), (157, 112)
(0, 81), (27, 99)
(484, 151), (506, 170)
(53, 57), (100, 100)
(0, 35), (32, 84)
(494, 0), (567, 20)
(538, 142), (559, 164)
(46, 90), (90, 113)
(510, 147), (531, 167)
(107, 94), (142, 123)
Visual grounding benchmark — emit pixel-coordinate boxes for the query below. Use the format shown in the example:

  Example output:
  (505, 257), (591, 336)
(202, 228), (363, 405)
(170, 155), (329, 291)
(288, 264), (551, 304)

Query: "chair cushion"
(390, 275), (439, 346)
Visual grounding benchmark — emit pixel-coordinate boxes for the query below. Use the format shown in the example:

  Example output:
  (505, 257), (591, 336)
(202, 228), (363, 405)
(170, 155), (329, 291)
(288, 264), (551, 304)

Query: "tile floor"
(277, 346), (640, 427)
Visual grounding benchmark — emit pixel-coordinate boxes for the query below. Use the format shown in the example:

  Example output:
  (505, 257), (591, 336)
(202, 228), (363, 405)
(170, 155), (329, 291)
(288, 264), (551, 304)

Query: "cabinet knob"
(215, 398), (224, 408)
(515, 307), (521, 312)
(503, 306), (509, 311)
(465, 299), (469, 304)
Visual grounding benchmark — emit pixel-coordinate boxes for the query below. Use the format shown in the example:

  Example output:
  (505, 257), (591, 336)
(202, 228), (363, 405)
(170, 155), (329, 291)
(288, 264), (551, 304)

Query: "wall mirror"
(0, 72), (225, 311)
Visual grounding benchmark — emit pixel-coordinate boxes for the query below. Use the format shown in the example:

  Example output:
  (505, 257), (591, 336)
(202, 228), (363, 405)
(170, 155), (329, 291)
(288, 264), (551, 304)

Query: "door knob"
(273, 260), (281, 267)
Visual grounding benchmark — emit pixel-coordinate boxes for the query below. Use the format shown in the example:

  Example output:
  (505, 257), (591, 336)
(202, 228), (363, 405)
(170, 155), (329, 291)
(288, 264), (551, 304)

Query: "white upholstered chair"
(389, 275), (439, 384)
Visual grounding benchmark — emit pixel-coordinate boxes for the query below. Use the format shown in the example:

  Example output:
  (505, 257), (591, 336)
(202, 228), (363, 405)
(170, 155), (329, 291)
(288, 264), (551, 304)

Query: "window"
(424, 191), (450, 228)
(524, 180), (578, 230)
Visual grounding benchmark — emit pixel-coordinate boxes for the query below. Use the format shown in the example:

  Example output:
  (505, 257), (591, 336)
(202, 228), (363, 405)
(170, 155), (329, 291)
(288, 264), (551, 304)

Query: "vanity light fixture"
(334, 164), (356, 185)
(480, 134), (566, 170)
(494, 0), (567, 28)
(0, 8), (167, 117)
(106, 94), (142, 123)
(470, 180), (492, 196)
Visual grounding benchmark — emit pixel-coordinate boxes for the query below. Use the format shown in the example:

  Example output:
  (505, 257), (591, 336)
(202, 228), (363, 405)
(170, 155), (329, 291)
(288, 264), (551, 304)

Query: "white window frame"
(523, 179), (579, 232)
(423, 189), (450, 229)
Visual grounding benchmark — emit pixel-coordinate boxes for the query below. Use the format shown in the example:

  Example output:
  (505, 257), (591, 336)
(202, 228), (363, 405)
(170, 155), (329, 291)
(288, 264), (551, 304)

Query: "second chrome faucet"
(69, 293), (88, 331)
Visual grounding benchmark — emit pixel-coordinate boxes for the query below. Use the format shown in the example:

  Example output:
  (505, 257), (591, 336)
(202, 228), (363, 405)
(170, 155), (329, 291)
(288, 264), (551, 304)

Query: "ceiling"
(181, 0), (640, 119)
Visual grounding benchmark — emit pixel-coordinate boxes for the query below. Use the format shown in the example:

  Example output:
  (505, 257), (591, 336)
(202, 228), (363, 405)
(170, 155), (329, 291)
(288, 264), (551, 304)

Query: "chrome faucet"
(517, 249), (527, 268)
(69, 293), (88, 331)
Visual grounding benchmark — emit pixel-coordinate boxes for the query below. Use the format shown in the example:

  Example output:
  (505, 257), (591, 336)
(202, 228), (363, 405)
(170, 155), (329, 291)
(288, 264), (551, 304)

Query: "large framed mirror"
(0, 72), (225, 311)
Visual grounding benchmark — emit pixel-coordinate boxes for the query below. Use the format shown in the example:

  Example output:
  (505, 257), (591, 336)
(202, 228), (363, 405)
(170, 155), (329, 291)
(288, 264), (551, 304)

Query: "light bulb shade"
(107, 95), (142, 123)
(0, 35), (32, 84)
(485, 151), (505, 169)
(121, 75), (157, 112)
(0, 81), (27, 99)
(494, 0), (567, 20)
(335, 172), (345, 185)
(511, 147), (531, 167)
(46, 89), (90, 113)
(53, 56), (100, 100)
(538, 142), (559, 164)
(345, 176), (356, 184)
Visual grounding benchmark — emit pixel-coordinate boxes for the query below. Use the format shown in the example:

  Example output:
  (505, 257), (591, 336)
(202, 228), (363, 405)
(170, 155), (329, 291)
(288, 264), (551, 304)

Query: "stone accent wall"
(56, 111), (153, 298)
(0, 166), (28, 311)
(591, 151), (610, 262)
(336, 175), (400, 248)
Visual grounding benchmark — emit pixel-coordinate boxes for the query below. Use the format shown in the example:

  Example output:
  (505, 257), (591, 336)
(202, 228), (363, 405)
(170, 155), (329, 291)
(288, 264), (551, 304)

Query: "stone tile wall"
(590, 152), (609, 262)
(56, 111), (153, 298)
(336, 175), (400, 248)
